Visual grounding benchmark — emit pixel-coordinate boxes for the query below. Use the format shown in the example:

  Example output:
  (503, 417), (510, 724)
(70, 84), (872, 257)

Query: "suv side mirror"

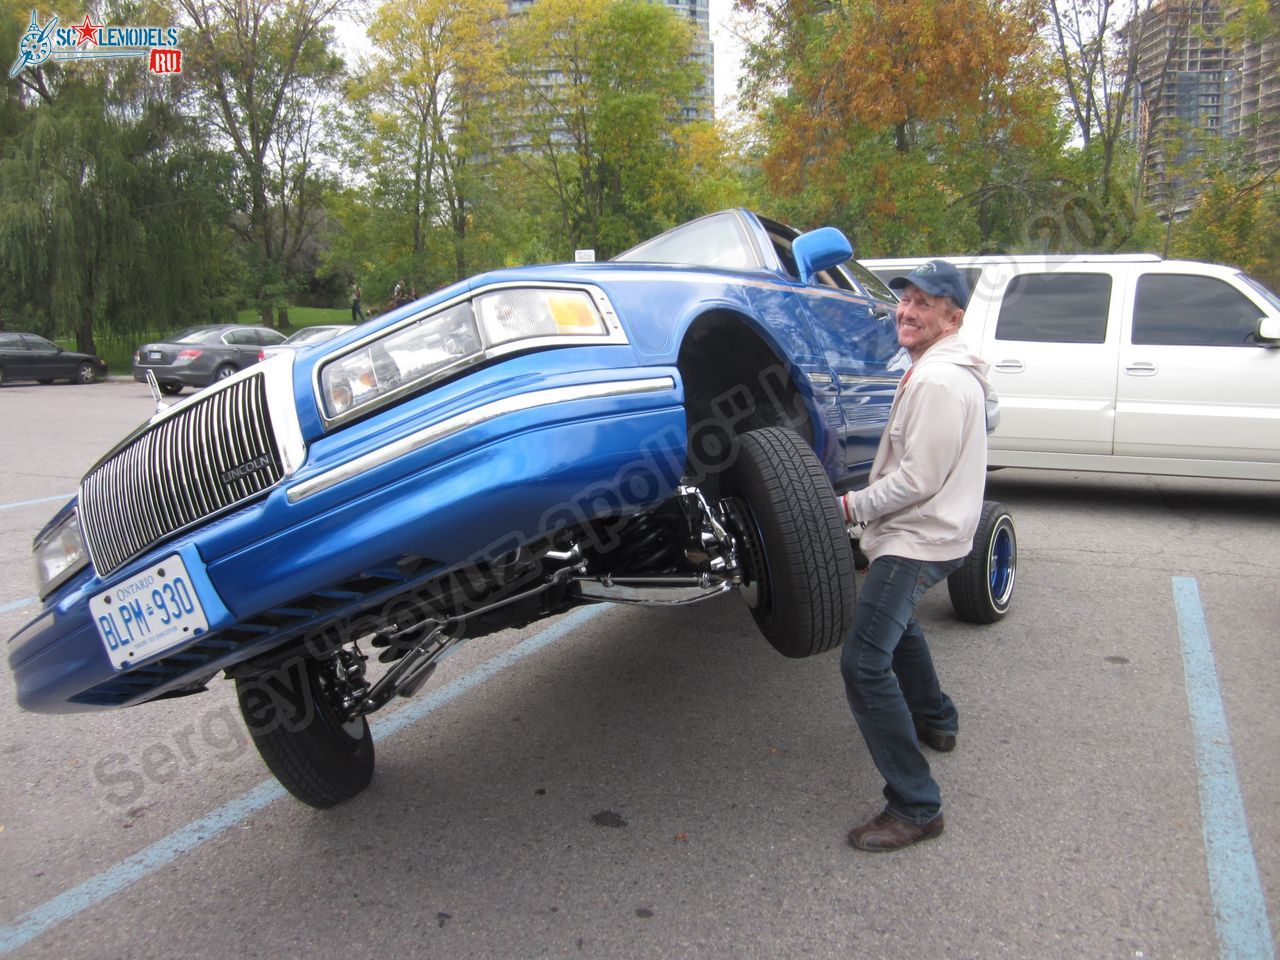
(792, 227), (853, 286)
(1257, 316), (1280, 345)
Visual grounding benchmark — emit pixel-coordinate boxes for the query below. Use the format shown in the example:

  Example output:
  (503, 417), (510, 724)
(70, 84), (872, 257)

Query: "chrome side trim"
(837, 373), (903, 388)
(287, 375), (677, 503)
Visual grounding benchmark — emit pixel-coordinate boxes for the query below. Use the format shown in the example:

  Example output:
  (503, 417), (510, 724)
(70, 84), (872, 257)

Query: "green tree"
(0, 2), (237, 349)
(175, 0), (345, 326)
(505, 0), (701, 257)
(344, 0), (508, 289)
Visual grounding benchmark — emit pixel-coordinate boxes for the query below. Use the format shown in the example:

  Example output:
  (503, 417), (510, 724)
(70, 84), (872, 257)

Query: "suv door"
(979, 270), (1120, 456)
(1115, 270), (1280, 467)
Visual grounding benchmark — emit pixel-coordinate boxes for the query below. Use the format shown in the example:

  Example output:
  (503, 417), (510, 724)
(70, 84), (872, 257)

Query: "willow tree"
(0, 4), (234, 350)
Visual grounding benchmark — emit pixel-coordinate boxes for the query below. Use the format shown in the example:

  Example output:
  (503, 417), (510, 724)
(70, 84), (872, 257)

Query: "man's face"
(895, 284), (962, 360)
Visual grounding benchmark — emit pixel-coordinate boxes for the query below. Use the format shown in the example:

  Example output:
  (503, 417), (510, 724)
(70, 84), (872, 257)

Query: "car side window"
(225, 329), (257, 346)
(1132, 274), (1263, 346)
(0, 333), (23, 349)
(255, 328), (287, 345)
(21, 334), (59, 352)
(995, 273), (1111, 344)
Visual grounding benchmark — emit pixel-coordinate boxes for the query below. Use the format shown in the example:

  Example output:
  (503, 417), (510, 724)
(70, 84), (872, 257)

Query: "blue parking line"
(0, 494), (73, 512)
(1172, 577), (1275, 960)
(0, 602), (610, 956)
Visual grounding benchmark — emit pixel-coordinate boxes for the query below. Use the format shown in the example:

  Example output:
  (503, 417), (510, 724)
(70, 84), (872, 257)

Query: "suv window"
(1133, 274), (1263, 346)
(995, 273), (1111, 344)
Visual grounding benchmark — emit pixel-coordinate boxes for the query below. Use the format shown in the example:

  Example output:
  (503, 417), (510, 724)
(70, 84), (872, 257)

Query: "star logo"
(72, 13), (101, 47)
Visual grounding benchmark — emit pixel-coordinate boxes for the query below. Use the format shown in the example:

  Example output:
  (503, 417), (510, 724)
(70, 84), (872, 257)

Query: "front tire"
(74, 362), (98, 384)
(719, 427), (855, 658)
(948, 500), (1017, 623)
(236, 654), (375, 808)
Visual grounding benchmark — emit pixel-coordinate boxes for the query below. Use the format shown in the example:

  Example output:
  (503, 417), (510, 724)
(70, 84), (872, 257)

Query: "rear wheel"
(236, 653), (375, 808)
(719, 427), (855, 658)
(948, 500), (1017, 623)
(214, 363), (237, 381)
(159, 381), (184, 396)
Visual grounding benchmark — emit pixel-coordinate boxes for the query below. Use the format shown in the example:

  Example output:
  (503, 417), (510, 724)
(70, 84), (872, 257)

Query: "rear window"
(995, 273), (1111, 344)
(1133, 274), (1264, 346)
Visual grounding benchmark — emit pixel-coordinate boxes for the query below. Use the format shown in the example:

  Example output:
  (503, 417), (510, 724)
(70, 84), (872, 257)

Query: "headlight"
(319, 287), (615, 421)
(322, 302), (485, 418)
(34, 509), (89, 599)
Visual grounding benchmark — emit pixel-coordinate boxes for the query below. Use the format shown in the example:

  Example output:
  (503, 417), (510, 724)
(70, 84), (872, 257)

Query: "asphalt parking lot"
(1, 380), (1276, 959)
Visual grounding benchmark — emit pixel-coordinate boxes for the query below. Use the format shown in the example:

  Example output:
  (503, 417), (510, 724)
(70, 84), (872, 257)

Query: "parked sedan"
(133, 325), (287, 395)
(259, 324), (356, 361)
(0, 333), (108, 386)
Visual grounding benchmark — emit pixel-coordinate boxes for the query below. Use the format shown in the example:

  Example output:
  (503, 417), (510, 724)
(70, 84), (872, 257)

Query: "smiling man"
(836, 259), (996, 852)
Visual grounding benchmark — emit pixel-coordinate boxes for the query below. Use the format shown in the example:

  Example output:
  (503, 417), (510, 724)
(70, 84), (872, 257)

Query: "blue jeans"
(840, 554), (962, 824)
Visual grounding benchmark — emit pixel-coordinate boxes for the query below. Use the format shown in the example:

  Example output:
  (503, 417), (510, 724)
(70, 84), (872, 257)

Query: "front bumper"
(10, 361), (686, 713)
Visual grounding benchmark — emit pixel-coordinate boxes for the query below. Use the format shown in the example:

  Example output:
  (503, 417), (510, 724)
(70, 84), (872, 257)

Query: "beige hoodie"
(848, 334), (993, 563)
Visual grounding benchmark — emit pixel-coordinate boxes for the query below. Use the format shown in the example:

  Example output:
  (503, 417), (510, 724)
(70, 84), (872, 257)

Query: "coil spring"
(608, 514), (680, 573)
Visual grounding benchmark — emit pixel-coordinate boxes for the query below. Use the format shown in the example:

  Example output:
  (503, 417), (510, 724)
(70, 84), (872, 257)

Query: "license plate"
(148, 351), (162, 361)
(90, 555), (209, 669)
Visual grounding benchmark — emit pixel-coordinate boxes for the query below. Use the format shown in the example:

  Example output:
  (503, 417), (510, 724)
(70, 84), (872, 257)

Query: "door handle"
(993, 360), (1024, 374)
(1124, 361), (1157, 376)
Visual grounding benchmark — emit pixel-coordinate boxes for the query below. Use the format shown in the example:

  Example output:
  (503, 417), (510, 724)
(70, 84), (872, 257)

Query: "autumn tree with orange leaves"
(742, 0), (1076, 255)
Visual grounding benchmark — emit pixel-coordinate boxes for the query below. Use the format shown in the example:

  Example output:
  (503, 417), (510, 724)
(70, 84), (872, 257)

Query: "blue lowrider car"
(8, 210), (1015, 807)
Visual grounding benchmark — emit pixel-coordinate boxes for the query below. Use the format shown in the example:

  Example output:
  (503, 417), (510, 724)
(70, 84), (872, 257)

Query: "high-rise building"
(506, 0), (714, 123)
(1125, 0), (1279, 202)
(1226, 20), (1280, 170)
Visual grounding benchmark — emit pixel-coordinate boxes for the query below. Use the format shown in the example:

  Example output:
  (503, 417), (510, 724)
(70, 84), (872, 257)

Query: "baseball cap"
(888, 259), (970, 309)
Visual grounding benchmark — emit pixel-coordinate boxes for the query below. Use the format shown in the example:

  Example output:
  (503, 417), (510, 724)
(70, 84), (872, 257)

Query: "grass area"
(55, 307), (352, 376)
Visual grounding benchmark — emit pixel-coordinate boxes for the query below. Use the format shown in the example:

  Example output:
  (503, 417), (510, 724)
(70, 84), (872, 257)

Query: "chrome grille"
(80, 373), (283, 576)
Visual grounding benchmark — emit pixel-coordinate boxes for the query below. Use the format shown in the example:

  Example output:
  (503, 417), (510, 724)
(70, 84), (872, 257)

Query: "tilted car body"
(0, 333), (108, 386)
(133, 324), (287, 395)
(9, 211), (1015, 807)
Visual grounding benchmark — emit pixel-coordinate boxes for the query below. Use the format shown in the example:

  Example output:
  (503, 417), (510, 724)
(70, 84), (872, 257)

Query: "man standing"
(350, 280), (365, 323)
(837, 259), (995, 852)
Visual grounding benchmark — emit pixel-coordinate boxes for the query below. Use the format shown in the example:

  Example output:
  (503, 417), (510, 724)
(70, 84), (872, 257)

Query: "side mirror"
(792, 227), (853, 286)
(1257, 316), (1280, 345)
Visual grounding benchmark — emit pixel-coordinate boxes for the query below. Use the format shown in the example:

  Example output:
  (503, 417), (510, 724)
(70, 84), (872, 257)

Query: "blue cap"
(888, 259), (970, 309)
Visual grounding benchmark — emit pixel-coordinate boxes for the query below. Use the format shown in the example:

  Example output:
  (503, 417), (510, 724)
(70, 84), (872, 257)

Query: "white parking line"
(0, 603), (611, 956)
(0, 494), (73, 512)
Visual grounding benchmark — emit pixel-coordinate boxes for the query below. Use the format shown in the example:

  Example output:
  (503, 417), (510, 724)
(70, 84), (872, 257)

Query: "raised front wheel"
(719, 427), (856, 658)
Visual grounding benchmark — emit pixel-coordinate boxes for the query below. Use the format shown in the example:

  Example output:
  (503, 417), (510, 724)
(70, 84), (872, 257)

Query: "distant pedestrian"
(350, 281), (365, 323)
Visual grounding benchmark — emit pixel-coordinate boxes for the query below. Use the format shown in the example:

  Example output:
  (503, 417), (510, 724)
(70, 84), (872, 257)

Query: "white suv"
(861, 255), (1280, 481)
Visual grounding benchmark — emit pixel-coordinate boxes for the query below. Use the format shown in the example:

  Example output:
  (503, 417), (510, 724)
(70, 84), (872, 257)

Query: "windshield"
(613, 212), (760, 272)
(1240, 273), (1280, 312)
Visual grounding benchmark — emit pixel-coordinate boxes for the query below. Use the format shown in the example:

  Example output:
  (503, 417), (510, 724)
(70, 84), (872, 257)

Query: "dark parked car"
(0, 333), (108, 386)
(259, 324), (357, 361)
(11, 210), (1017, 809)
(133, 324), (287, 395)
